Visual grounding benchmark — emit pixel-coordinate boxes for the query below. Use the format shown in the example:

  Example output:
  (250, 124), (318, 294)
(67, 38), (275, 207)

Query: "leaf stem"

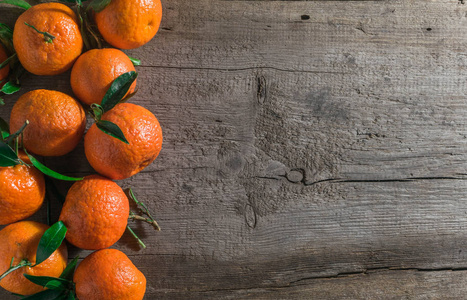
(7, 119), (28, 145)
(129, 213), (161, 231)
(0, 259), (31, 282)
(0, 53), (16, 70)
(126, 188), (161, 231)
(14, 136), (18, 156)
(24, 22), (55, 43)
(126, 225), (146, 249)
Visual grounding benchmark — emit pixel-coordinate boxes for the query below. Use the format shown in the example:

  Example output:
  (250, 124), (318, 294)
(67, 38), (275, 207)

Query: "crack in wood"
(288, 266), (467, 285)
(257, 174), (467, 186)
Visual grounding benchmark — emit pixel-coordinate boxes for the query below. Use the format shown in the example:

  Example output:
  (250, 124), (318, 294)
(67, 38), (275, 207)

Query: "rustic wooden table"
(2, 0), (467, 299)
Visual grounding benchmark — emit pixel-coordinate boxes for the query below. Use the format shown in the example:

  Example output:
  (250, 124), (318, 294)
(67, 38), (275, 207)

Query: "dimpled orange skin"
(9, 89), (86, 157)
(0, 162), (45, 225)
(95, 0), (162, 49)
(13, 2), (83, 75)
(84, 103), (163, 180)
(0, 43), (9, 83)
(74, 249), (146, 300)
(0, 221), (68, 295)
(58, 175), (129, 250)
(70, 48), (136, 106)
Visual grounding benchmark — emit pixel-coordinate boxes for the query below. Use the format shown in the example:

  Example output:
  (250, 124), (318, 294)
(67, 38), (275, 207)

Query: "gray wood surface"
(1, 0), (467, 299)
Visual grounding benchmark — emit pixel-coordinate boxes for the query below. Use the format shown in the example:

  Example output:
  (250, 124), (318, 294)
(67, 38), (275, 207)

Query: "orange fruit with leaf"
(13, 2), (83, 75)
(59, 175), (130, 250)
(9, 89), (86, 157)
(74, 249), (146, 300)
(85, 102), (163, 180)
(94, 0), (162, 49)
(70, 48), (136, 106)
(0, 152), (45, 225)
(0, 221), (67, 295)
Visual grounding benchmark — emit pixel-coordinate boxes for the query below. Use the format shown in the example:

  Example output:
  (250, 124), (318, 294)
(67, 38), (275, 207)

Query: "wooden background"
(2, 0), (467, 299)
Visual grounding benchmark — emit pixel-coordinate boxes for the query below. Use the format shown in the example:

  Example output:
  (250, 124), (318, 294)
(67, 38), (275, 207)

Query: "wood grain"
(1, 0), (467, 298)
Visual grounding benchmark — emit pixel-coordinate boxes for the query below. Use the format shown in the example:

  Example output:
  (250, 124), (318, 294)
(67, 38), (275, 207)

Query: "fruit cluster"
(0, 0), (163, 299)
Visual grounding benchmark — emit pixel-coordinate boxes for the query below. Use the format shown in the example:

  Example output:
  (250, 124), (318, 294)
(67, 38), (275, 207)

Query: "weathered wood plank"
(1, 0), (467, 299)
(140, 269), (467, 299)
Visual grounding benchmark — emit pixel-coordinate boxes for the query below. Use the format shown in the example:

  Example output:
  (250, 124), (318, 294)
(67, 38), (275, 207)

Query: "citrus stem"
(14, 136), (18, 156)
(129, 213), (161, 231)
(0, 259), (31, 282)
(126, 225), (146, 249)
(24, 22), (55, 43)
(7, 120), (28, 145)
(126, 188), (161, 231)
(0, 53), (16, 70)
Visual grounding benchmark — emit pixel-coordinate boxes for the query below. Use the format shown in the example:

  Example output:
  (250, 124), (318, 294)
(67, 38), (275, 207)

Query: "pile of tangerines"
(0, 0), (163, 299)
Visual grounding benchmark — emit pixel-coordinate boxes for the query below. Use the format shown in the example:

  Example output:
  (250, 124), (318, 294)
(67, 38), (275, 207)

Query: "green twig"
(127, 188), (161, 231)
(126, 226), (146, 249)
(129, 212), (160, 231)
(0, 259), (31, 281)
(24, 22), (55, 43)
(0, 53), (16, 70)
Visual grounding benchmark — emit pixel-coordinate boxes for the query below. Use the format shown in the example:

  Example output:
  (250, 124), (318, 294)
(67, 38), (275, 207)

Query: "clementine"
(0, 43), (9, 83)
(84, 103), (163, 180)
(58, 175), (129, 250)
(0, 156), (45, 225)
(0, 221), (68, 295)
(13, 2), (83, 75)
(70, 48), (136, 106)
(95, 0), (162, 49)
(74, 249), (146, 300)
(9, 89), (86, 157)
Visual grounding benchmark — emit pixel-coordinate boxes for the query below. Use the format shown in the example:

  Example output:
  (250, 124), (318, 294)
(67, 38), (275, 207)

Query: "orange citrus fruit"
(74, 249), (146, 300)
(84, 103), (163, 180)
(0, 43), (9, 83)
(59, 175), (129, 250)
(0, 221), (68, 295)
(95, 0), (162, 49)
(9, 89), (86, 157)
(0, 155), (45, 225)
(13, 2), (83, 75)
(70, 48), (136, 106)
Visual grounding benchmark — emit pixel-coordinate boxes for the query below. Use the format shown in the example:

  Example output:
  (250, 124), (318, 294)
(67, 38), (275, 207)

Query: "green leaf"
(0, 0), (31, 10)
(127, 56), (141, 66)
(0, 140), (19, 167)
(89, 0), (111, 13)
(0, 23), (13, 40)
(59, 257), (79, 281)
(100, 71), (137, 112)
(60, 0), (85, 3)
(0, 23), (14, 54)
(0, 97), (4, 106)
(0, 117), (9, 139)
(35, 221), (67, 266)
(23, 274), (68, 290)
(96, 120), (129, 144)
(20, 289), (65, 300)
(26, 153), (84, 181)
(66, 292), (76, 300)
(1, 80), (20, 95)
